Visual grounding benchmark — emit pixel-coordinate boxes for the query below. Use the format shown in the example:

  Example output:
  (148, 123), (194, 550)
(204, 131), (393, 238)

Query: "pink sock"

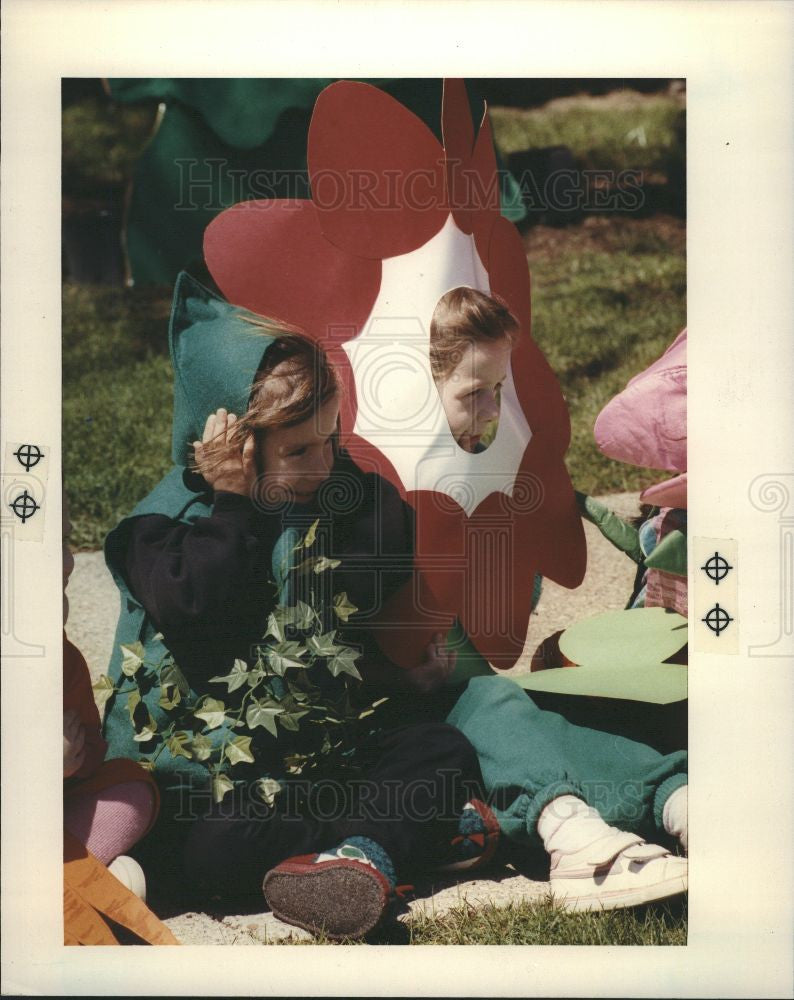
(64, 781), (157, 866)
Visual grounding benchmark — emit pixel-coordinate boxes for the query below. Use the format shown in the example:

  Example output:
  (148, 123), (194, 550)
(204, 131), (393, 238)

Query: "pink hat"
(594, 329), (687, 506)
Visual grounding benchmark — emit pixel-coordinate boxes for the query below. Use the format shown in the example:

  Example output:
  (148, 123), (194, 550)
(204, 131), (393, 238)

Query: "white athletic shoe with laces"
(549, 829), (687, 911)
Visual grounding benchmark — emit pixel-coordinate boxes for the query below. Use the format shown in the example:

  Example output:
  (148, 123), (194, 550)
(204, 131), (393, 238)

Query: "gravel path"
(65, 493), (641, 944)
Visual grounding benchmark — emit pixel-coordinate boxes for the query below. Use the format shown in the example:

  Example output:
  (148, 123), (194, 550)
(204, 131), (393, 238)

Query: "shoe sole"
(551, 873), (687, 912)
(263, 862), (389, 940)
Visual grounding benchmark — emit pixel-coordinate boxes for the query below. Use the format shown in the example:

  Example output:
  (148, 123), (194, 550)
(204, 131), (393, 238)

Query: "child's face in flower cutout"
(257, 394), (339, 504)
(435, 337), (513, 453)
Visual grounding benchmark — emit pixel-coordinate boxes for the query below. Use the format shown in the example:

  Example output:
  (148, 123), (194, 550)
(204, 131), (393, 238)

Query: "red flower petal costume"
(205, 79), (585, 669)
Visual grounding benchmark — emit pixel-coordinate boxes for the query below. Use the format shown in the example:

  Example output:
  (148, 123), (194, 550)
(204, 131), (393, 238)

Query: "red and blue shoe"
(438, 799), (501, 873)
(263, 836), (407, 939)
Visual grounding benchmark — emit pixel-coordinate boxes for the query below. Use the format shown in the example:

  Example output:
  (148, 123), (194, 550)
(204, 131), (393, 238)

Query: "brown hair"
(193, 317), (341, 476)
(429, 286), (519, 381)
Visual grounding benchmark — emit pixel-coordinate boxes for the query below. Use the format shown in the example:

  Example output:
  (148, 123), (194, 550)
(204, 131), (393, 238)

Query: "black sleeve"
(122, 492), (269, 633)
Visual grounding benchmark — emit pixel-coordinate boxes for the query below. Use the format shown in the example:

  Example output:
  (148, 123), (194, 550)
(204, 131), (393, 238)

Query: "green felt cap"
(168, 272), (277, 466)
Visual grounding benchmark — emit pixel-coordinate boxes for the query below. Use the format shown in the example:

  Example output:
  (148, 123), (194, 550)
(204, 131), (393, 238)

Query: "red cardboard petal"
(307, 81), (448, 260)
(204, 199), (381, 343)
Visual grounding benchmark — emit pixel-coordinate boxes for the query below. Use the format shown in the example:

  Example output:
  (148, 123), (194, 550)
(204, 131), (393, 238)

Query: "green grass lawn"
(490, 90), (685, 176)
(275, 895), (687, 946)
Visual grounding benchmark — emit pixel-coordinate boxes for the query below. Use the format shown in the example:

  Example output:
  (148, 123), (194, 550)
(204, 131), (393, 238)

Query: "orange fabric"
(63, 832), (179, 946)
(63, 633), (107, 779)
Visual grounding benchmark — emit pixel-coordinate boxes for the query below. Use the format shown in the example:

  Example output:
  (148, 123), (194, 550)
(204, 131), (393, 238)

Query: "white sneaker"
(107, 855), (147, 902)
(549, 829), (687, 912)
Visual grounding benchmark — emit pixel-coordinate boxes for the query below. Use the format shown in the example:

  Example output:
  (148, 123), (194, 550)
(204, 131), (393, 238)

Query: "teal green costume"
(102, 271), (281, 786)
(446, 677), (687, 850)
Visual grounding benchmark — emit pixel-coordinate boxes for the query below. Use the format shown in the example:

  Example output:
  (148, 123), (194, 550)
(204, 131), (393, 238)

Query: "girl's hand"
(193, 408), (257, 496)
(63, 708), (86, 778)
(405, 632), (457, 694)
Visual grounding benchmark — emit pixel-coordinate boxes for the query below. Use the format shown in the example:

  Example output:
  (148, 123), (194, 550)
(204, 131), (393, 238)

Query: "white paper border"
(2, 1), (792, 996)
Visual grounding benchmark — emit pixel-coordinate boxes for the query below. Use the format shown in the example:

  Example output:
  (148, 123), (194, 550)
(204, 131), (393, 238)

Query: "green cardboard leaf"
(246, 698), (284, 736)
(209, 658), (250, 693)
(212, 773), (235, 805)
(559, 608), (687, 671)
(576, 492), (643, 564)
(512, 608), (688, 704)
(510, 662), (687, 704)
(445, 621), (495, 685)
(194, 697), (227, 730)
(333, 592), (358, 622)
(225, 735), (255, 766)
(92, 675), (115, 710)
(120, 641), (145, 677)
(644, 530), (687, 577)
(327, 647), (362, 680)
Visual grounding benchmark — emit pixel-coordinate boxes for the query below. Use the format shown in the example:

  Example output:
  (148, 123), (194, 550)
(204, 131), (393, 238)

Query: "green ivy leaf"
(291, 601), (315, 630)
(120, 641), (145, 677)
(313, 556), (340, 574)
(92, 675), (115, 710)
(333, 592), (358, 623)
(225, 735), (255, 766)
(190, 733), (213, 761)
(212, 773), (235, 805)
(126, 686), (141, 721)
(293, 555), (341, 576)
(137, 759), (156, 772)
(161, 661), (190, 695)
(209, 658), (250, 693)
(265, 610), (286, 643)
(301, 518), (320, 550)
(328, 646), (362, 680)
(246, 665), (267, 688)
(159, 685), (182, 710)
(306, 630), (342, 657)
(266, 641), (309, 677)
(132, 710), (157, 742)
(357, 695), (388, 720)
(194, 697), (227, 730)
(245, 698), (284, 737)
(255, 777), (282, 806)
(166, 731), (193, 760)
(278, 706), (311, 732)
